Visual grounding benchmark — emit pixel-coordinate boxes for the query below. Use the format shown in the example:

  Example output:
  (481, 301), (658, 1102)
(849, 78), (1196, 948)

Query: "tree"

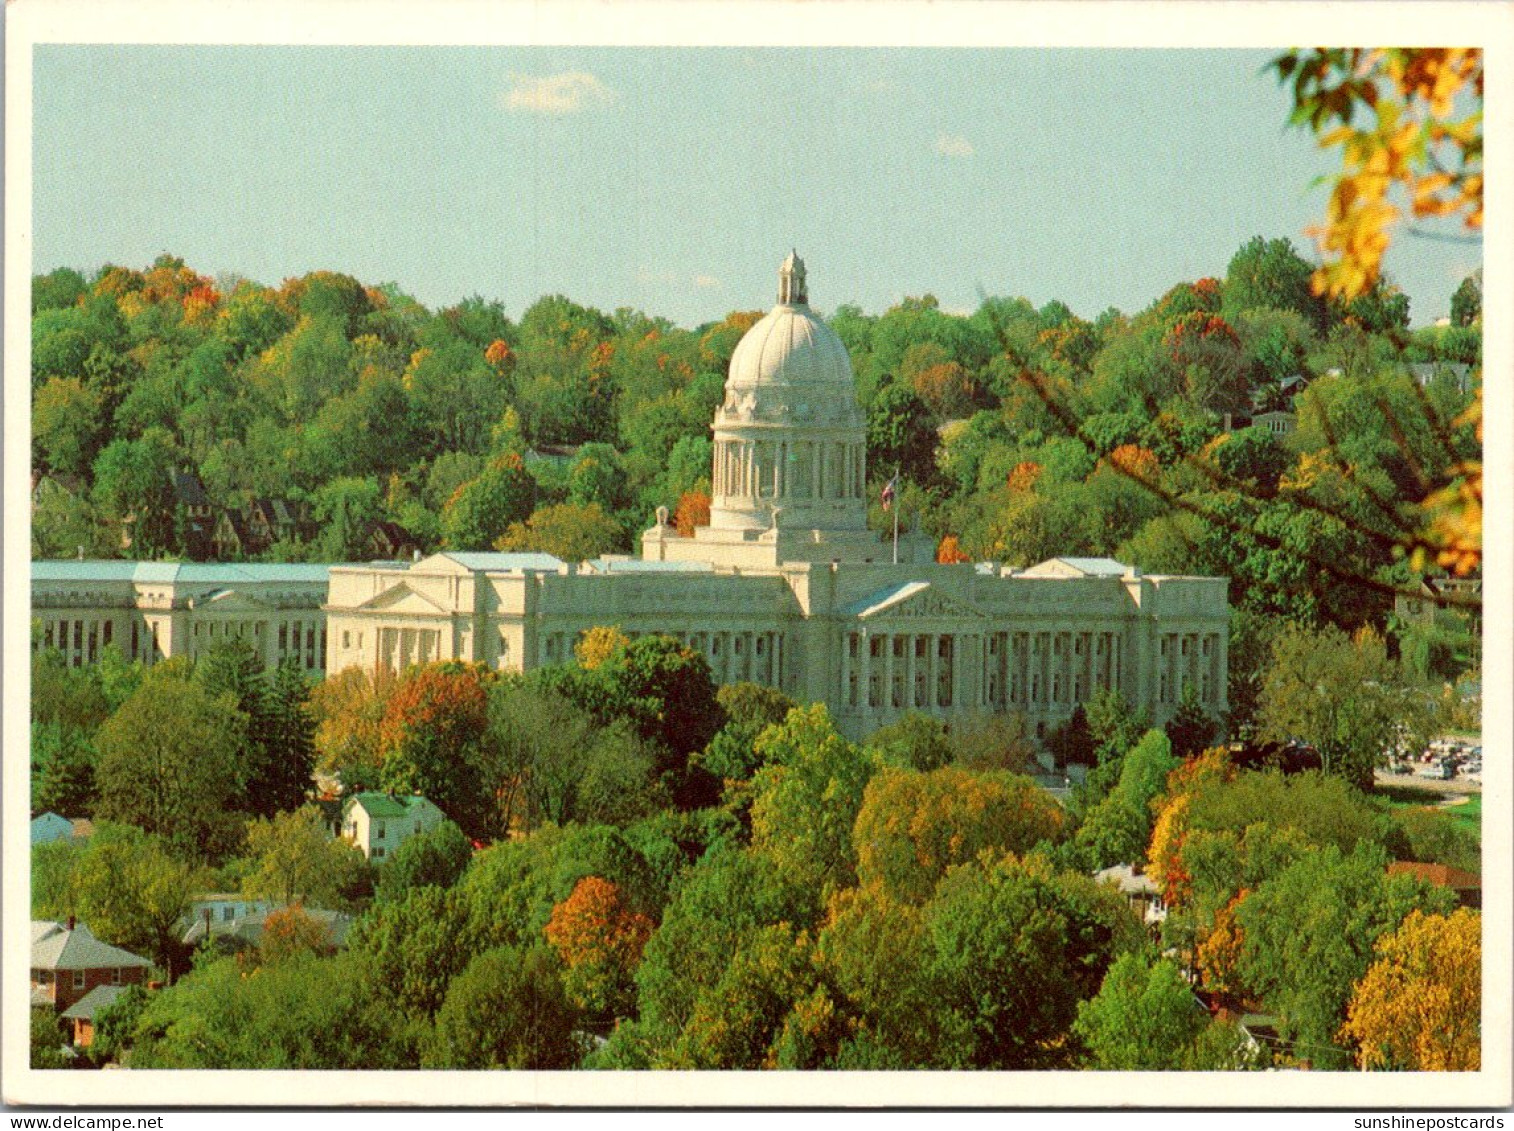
(242, 806), (370, 910)
(1166, 684), (1218, 760)
(425, 946), (580, 1069)
(495, 500), (622, 562)
(1449, 271), (1481, 327)
(375, 820), (474, 901)
(1257, 625), (1427, 790)
(195, 640), (311, 817)
(259, 904), (336, 964)
(1340, 908), (1480, 1071)
(749, 705), (877, 900)
(852, 766), (1065, 905)
(866, 711), (954, 773)
(1235, 842), (1455, 1067)
(544, 876), (655, 1025)
(308, 666), (396, 793)
(922, 853), (1141, 1069)
(33, 376), (105, 477)
(131, 951), (414, 1069)
(1221, 236), (1327, 329)
(379, 664), (492, 837)
(1073, 951), (1209, 1070)
(94, 671), (247, 859)
(440, 453), (536, 551)
(65, 823), (207, 975)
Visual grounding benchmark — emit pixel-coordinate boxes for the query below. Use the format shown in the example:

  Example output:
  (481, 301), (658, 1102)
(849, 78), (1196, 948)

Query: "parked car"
(1417, 762), (1454, 780)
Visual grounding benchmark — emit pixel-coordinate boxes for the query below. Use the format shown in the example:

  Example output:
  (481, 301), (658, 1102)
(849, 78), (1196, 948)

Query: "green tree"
(131, 951), (415, 1069)
(1236, 842), (1455, 1067)
(1257, 625), (1428, 790)
(1449, 271), (1481, 328)
(866, 712), (954, 773)
(242, 805), (370, 909)
(375, 820), (474, 901)
(425, 946), (580, 1069)
(749, 705), (877, 900)
(1166, 683), (1218, 760)
(495, 501), (624, 562)
(94, 671), (247, 859)
(923, 853), (1141, 1069)
(67, 823), (207, 974)
(1221, 235), (1327, 330)
(440, 453), (536, 551)
(1073, 951), (1209, 1070)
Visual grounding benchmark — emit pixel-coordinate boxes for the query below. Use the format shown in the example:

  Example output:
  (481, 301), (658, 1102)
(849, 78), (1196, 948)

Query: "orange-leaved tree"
(543, 876), (655, 1022)
(1340, 907), (1481, 1071)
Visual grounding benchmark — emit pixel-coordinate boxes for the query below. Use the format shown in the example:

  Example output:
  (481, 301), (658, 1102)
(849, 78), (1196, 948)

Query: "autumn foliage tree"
(1340, 908), (1480, 1071)
(852, 766), (1065, 905)
(672, 488), (710, 537)
(544, 876), (655, 1024)
(378, 664), (493, 837)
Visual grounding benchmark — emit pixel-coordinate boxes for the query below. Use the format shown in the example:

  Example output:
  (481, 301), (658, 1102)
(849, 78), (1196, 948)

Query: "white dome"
(718, 280), (861, 429)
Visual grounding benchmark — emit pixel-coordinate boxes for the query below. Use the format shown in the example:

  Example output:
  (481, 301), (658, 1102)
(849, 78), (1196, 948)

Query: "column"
(860, 632), (873, 714)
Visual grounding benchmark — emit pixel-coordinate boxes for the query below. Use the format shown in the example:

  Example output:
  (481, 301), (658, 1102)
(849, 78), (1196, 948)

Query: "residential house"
(1388, 861), (1481, 909)
(1094, 863), (1167, 929)
(31, 919), (152, 1014)
(341, 792), (446, 862)
(181, 905), (354, 954)
(1408, 361), (1475, 396)
(60, 985), (132, 1050)
(365, 520), (422, 562)
(30, 812), (75, 846)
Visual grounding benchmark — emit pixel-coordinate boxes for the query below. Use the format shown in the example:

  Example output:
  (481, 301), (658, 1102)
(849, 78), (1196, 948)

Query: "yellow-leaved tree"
(1340, 907), (1481, 1070)
(1271, 48), (1482, 576)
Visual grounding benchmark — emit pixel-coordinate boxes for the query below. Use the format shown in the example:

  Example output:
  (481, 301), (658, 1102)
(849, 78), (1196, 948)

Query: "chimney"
(413, 549), (422, 562)
(67, 915), (76, 931)
(76, 545), (85, 561)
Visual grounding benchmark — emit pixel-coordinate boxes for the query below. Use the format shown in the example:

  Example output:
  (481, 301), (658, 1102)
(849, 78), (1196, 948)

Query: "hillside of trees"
(31, 630), (1482, 1071)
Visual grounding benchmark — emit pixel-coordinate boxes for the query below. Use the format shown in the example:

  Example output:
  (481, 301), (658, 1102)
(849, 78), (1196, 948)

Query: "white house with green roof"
(340, 793), (446, 861)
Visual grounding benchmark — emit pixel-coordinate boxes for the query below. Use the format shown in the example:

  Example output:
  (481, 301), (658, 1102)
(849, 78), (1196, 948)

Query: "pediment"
(846, 581), (985, 622)
(190, 588), (271, 612)
(356, 582), (451, 616)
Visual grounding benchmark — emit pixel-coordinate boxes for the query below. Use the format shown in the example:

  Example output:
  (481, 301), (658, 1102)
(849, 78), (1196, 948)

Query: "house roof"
(181, 906), (353, 950)
(31, 922), (152, 972)
(61, 984), (130, 1022)
(585, 558), (715, 574)
(1388, 861), (1481, 890)
(343, 792), (437, 820)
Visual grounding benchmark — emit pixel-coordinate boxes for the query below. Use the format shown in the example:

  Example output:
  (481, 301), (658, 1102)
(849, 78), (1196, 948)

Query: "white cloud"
(504, 72), (616, 115)
(934, 133), (974, 158)
(694, 274), (722, 289)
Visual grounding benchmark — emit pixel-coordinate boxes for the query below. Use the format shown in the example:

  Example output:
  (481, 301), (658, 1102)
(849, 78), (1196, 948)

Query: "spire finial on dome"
(778, 250), (807, 306)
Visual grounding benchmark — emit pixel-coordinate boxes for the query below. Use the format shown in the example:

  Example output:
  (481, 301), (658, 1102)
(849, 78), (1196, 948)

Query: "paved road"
(1373, 769), (1482, 797)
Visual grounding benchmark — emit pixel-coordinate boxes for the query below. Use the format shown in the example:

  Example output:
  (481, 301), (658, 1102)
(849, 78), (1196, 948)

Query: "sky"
(31, 45), (1483, 328)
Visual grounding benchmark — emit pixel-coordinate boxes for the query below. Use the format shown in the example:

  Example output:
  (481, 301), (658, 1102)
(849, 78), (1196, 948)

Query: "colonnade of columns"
(34, 611), (326, 670)
(536, 628), (788, 691)
(843, 630), (960, 713)
(713, 438), (865, 502)
(1156, 631), (1224, 706)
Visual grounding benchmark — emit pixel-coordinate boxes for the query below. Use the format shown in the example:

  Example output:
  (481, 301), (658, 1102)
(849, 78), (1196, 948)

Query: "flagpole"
(891, 466), (900, 564)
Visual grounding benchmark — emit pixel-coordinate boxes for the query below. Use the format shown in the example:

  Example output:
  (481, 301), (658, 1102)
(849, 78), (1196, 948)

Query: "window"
(375, 822), (386, 839)
(342, 631), (351, 649)
(373, 847), (385, 859)
(224, 907), (235, 921)
(74, 970), (86, 990)
(111, 967), (122, 985)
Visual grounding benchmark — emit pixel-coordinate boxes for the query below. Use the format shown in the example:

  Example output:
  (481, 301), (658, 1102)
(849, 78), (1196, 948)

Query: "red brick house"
(31, 919), (152, 1015)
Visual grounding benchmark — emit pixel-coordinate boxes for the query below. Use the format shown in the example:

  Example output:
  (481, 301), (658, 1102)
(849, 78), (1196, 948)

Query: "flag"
(881, 473), (898, 511)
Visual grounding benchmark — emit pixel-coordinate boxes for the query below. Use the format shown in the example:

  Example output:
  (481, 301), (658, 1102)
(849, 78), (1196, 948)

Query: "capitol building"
(33, 256), (1230, 742)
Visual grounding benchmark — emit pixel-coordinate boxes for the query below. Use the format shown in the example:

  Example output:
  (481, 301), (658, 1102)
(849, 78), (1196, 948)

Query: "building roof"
(31, 922), (152, 972)
(343, 792), (438, 820)
(1027, 557), (1131, 578)
(435, 551), (565, 573)
(586, 558), (715, 574)
(1388, 861), (1481, 890)
(32, 560), (333, 585)
(61, 984), (130, 1022)
(182, 905), (353, 950)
